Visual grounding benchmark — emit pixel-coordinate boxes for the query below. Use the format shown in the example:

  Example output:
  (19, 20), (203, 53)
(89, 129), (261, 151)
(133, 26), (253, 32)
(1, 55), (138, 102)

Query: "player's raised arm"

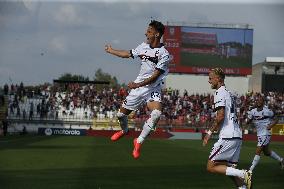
(105, 44), (131, 58)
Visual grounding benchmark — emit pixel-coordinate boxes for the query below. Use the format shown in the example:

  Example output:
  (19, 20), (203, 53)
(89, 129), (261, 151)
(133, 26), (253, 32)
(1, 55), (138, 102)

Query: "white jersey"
(213, 86), (242, 139)
(130, 42), (170, 88)
(247, 107), (274, 136)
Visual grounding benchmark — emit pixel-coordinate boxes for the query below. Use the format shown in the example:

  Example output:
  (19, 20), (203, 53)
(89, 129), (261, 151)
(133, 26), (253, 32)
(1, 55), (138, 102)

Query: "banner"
(38, 128), (86, 136)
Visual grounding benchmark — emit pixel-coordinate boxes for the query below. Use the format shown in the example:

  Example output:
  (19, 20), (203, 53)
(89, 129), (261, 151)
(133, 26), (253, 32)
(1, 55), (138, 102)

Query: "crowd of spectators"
(3, 82), (284, 128)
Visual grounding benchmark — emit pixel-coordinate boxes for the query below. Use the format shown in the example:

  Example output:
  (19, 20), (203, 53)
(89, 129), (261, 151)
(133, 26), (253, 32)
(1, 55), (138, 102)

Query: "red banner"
(163, 26), (181, 69)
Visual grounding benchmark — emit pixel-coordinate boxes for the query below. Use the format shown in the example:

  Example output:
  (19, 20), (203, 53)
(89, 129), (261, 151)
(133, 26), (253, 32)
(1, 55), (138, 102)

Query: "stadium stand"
(4, 82), (284, 132)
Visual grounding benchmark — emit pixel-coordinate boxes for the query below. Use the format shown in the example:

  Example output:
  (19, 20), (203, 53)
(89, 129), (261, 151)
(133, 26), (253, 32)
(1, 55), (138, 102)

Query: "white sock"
(249, 155), (260, 171)
(270, 151), (283, 162)
(226, 167), (245, 178)
(137, 109), (161, 144)
(137, 121), (152, 144)
(238, 185), (247, 189)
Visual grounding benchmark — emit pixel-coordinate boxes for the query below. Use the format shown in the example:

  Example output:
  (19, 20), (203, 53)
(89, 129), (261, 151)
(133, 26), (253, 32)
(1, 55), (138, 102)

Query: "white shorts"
(209, 138), (242, 164)
(257, 135), (271, 147)
(122, 85), (162, 111)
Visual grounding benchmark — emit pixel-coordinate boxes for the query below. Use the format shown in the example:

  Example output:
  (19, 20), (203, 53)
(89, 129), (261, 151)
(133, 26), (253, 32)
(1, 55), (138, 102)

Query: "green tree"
(94, 69), (121, 89)
(58, 73), (89, 81)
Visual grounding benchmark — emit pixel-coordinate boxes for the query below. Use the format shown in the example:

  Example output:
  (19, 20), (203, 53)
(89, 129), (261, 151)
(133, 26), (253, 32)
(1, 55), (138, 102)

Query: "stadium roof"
(266, 57), (284, 63)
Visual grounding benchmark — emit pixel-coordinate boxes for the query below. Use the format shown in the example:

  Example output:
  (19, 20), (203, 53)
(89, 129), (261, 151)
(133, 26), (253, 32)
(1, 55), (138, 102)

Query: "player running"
(203, 68), (252, 189)
(105, 20), (170, 159)
(247, 95), (284, 172)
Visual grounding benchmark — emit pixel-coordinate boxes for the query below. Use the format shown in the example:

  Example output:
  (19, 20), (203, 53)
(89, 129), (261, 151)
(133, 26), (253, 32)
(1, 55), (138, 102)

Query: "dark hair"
(149, 20), (165, 37)
(256, 94), (264, 101)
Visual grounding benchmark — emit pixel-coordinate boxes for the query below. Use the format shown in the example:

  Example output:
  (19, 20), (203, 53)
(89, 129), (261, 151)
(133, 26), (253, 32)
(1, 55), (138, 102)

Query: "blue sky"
(0, 0), (283, 86)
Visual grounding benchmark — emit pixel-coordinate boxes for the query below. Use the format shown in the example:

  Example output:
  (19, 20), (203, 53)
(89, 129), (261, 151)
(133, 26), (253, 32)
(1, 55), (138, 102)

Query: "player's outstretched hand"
(203, 134), (210, 146)
(128, 81), (139, 89)
(105, 44), (112, 53)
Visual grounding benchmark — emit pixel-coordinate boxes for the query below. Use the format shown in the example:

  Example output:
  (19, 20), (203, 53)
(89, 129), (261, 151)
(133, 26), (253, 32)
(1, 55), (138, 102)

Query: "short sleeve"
(214, 91), (225, 109)
(156, 53), (170, 72)
(130, 43), (144, 59)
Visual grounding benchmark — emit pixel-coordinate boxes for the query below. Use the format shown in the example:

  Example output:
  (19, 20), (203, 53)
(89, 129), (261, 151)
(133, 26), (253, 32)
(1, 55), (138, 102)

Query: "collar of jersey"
(149, 43), (164, 49)
(217, 85), (226, 91)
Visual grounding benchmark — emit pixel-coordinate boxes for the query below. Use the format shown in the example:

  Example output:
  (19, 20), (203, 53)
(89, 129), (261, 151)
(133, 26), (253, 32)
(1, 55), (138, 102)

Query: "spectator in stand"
(4, 84), (9, 95)
(29, 102), (34, 120)
(5, 81), (284, 131)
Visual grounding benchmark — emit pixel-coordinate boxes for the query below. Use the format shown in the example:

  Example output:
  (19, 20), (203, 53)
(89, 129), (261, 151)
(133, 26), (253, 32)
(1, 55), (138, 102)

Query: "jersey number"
(151, 92), (161, 99)
(230, 95), (238, 124)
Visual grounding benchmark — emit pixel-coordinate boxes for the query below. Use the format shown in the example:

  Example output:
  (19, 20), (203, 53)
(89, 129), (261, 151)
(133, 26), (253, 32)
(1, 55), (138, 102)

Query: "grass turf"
(0, 135), (283, 189)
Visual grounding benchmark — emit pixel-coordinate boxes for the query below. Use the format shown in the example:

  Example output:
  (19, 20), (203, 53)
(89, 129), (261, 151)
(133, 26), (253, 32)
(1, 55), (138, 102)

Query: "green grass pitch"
(0, 135), (283, 189)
